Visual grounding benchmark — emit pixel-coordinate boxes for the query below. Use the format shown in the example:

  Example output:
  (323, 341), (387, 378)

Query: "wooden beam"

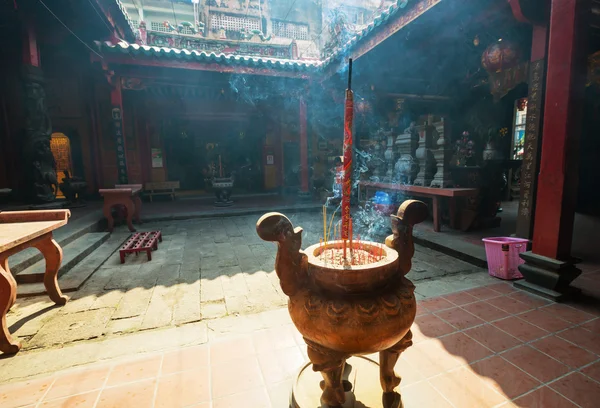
(382, 93), (451, 101)
(95, 53), (314, 80)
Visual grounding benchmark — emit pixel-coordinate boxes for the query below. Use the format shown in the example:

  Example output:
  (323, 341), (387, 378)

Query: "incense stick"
(323, 206), (327, 247)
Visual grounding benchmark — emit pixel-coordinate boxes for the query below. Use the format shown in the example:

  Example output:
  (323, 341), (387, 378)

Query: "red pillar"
(299, 96), (309, 195)
(532, 0), (587, 260)
(516, 0), (587, 300)
(110, 77), (129, 184)
(22, 20), (40, 67)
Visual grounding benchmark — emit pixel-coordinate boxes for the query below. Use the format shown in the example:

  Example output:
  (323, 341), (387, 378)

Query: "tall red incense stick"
(341, 58), (354, 241)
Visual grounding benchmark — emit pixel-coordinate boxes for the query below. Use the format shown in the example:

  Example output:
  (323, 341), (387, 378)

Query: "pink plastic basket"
(482, 237), (529, 280)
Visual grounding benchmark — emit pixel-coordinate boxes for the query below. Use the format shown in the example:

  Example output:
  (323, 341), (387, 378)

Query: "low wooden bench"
(144, 181), (180, 202)
(358, 181), (479, 232)
(119, 231), (162, 263)
(99, 184), (143, 233)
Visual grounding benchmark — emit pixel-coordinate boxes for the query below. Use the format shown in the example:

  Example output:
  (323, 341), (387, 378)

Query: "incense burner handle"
(256, 212), (306, 296)
(386, 199), (428, 275)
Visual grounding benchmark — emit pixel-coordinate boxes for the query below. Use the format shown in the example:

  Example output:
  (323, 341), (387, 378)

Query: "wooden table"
(99, 184), (143, 232)
(0, 209), (70, 354)
(358, 181), (479, 232)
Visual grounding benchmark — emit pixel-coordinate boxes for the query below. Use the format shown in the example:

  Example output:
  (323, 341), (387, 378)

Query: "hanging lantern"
(481, 40), (521, 74)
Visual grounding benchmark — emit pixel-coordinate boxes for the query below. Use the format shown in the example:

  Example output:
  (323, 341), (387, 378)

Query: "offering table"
(0, 209), (70, 354)
(99, 184), (143, 232)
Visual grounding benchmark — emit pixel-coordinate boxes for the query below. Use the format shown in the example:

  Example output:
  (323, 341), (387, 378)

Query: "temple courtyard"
(1, 211), (600, 407)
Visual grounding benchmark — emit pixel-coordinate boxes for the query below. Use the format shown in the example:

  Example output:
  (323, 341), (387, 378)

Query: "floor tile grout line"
(528, 331), (600, 368)
(207, 334), (213, 405)
(575, 356), (600, 386)
(539, 370), (587, 407)
(150, 352), (165, 408)
(423, 376), (459, 408)
(507, 380), (583, 408)
(425, 363), (510, 407)
(33, 375), (58, 408)
(460, 326), (522, 354)
(91, 361), (115, 408)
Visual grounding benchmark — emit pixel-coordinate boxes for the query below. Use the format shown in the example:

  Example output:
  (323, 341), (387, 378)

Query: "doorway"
(162, 118), (264, 193)
(50, 132), (73, 198)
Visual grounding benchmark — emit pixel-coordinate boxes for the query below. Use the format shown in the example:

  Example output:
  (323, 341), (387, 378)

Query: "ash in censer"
(315, 240), (386, 267)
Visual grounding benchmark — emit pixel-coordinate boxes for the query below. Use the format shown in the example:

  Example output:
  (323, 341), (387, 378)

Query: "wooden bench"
(99, 184), (143, 233)
(358, 181), (479, 232)
(119, 231), (162, 263)
(0, 209), (70, 354)
(144, 181), (180, 202)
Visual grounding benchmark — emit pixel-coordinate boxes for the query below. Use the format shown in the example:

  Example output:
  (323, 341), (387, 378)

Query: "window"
(151, 21), (171, 33)
(210, 13), (261, 32)
(272, 20), (309, 40)
(512, 98), (527, 160)
(131, 19), (139, 29)
(180, 26), (194, 35)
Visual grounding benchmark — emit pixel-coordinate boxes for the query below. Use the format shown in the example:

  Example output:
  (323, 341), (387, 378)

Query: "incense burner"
(256, 199), (428, 407)
(212, 177), (233, 207)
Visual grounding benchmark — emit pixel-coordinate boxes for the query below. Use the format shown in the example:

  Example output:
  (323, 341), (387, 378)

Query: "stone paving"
(6, 212), (492, 353)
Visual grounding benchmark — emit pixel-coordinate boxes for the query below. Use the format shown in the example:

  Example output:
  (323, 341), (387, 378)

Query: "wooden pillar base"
(514, 251), (582, 302)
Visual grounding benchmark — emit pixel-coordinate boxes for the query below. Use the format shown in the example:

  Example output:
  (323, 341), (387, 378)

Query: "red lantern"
(481, 40), (521, 73)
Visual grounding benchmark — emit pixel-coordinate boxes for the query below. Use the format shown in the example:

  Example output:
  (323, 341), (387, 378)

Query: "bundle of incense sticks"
(341, 58), (353, 241)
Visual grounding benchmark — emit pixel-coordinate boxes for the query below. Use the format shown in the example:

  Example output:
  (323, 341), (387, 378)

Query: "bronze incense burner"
(256, 199), (428, 407)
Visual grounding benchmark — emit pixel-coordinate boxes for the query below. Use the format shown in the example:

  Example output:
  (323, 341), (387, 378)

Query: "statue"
(22, 66), (58, 203)
(135, 21), (147, 45)
(322, 9), (354, 58)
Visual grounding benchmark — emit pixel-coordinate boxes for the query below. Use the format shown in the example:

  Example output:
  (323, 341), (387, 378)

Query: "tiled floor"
(2, 282), (600, 408)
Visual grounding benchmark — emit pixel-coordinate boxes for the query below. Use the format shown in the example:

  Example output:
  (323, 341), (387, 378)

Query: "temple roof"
(322, 0), (413, 67)
(104, 0), (435, 73)
(96, 41), (322, 72)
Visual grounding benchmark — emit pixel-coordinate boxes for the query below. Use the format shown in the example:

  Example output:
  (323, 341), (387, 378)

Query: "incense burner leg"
(380, 330), (413, 393)
(0, 256), (20, 354)
(306, 341), (348, 407)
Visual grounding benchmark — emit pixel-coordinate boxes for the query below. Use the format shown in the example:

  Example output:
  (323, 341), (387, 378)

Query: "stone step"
(16, 232), (130, 298)
(8, 210), (104, 275)
(15, 232), (110, 284)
